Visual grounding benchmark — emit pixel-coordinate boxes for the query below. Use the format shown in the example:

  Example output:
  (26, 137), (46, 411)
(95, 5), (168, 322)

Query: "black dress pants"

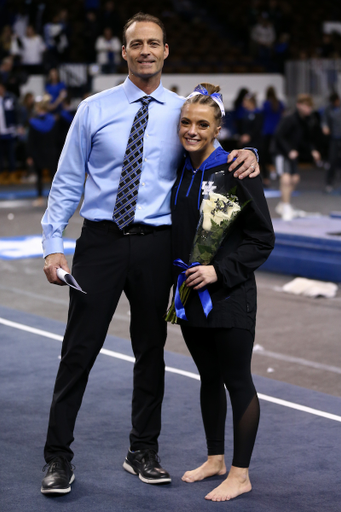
(44, 220), (172, 462)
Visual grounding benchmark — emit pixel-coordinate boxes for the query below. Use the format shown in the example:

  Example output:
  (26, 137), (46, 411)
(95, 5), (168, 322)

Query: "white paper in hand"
(56, 268), (87, 294)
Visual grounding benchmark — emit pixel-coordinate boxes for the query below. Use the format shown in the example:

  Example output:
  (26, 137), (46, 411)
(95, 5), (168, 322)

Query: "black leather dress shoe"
(123, 449), (171, 484)
(41, 456), (75, 494)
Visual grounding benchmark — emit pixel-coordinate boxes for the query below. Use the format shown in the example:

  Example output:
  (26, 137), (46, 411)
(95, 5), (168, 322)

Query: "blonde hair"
(296, 93), (314, 107)
(35, 94), (52, 112)
(183, 83), (223, 126)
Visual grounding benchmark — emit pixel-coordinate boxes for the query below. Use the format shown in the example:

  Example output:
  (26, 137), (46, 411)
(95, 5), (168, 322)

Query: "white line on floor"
(1, 316), (341, 423)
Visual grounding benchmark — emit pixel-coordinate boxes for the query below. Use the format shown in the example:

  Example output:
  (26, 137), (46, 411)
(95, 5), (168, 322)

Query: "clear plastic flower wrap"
(165, 170), (247, 324)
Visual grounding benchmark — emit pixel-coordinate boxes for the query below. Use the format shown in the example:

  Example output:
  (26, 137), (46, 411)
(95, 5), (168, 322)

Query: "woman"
(171, 83), (275, 501)
(45, 68), (67, 113)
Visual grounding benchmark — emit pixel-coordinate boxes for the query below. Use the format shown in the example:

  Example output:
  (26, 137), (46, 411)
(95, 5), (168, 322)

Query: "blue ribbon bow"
(173, 259), (213, 321)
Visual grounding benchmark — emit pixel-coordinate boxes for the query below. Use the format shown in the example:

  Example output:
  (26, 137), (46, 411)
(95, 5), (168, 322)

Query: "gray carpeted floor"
(1, 305), (341, 512)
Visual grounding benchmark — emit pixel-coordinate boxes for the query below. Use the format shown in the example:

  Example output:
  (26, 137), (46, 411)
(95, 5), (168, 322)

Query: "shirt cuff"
(42, 237), (64, 258)
(242, 147), (259, 163)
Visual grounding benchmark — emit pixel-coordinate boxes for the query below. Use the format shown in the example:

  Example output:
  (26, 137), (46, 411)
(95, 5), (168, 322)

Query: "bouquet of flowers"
(165, 171), (247, 324)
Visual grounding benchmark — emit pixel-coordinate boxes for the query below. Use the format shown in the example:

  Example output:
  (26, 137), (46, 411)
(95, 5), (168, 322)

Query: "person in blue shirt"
(171, 83), (274, 502)
(45, 67), (67, 113)
(26, 94), (58, 206)
(40, 12), (260, 495)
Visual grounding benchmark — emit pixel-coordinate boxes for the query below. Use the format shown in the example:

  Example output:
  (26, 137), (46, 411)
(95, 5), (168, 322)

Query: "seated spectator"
(45, 68), (67, 113)
(11, 25), (46, 74)
(95, 27), (121, 73)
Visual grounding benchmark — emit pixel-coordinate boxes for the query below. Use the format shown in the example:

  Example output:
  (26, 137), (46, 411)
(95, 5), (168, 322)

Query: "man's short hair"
(122, 12), (167, 46)
(296, 93), (314, 107)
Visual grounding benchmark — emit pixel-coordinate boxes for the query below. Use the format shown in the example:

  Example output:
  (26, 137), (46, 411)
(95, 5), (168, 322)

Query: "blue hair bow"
(186, 85), (225, 117)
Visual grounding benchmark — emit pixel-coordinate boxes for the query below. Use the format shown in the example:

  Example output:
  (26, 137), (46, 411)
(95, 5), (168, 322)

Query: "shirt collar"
(122, 76), (165, 104)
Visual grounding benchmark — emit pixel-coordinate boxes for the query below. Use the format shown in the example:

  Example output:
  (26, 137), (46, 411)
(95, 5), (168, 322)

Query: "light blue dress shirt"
(42, 77), (185, 256)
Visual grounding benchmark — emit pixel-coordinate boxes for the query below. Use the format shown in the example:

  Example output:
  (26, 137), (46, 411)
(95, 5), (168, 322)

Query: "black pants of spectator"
(181, 325), (259, 468)
(35, 166), (44, 197)
(260, 134), (274, 181)
(44, 220), (172, 463)
(0, 137), (16, 173)
(326, 139), (341, 186)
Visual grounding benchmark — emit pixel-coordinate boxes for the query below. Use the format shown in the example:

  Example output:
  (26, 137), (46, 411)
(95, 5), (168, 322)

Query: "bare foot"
(205, 466), (252, 501)
(182, 455), (227, 483)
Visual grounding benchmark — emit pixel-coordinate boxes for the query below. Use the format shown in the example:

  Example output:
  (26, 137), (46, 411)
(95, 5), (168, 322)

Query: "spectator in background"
(261, 85), (285, 183)
(232, 87), (249, 136)
(272, 94), (321, 220)
(0, 55), (27, 98)
(95, 27), (121, 73)
(0, 25), (13, 60)
(0, 79), (19, 182)
(239, 93), (263, 166)
(17, 91), (35, 173)
(84, 10), (100, 63)
(45, 68), (67, 113)
(44, 11), (69, 67)
(11, 6), (29, 39)
(11, 25), (46, 74)
(318, 34), (336, 58)
(250, 13), (276, 68)
(273, 32), (290, 74)
(322, 92), (341, 193)
(27, 94), (58, 207)
(99, 1), (123, 35)
(56, 95), (75, 154)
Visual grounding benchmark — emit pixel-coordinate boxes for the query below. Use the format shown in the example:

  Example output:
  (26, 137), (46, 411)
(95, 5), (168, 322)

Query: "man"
(272, 93), (321, 221)
(322, 92), (341, 193)
(41, 12), (260, 495)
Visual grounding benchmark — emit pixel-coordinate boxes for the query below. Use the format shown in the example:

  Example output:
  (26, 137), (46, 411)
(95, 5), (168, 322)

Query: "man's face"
(297, 102), (313, 117)
(122, 22), (169, 81)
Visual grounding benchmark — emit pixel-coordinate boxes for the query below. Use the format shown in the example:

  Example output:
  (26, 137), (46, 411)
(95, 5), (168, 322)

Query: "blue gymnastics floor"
(1, 305), (341, 512)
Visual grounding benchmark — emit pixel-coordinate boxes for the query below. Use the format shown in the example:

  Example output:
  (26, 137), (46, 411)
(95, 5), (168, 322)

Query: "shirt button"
(138, 206), (142, 210)
(142, 182), (145, 186)
(144, 158), (147, 162)
(146, 134), (149, 137)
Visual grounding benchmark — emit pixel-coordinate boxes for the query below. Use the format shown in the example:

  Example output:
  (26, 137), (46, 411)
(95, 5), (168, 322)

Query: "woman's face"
(179, 103), (220, 161)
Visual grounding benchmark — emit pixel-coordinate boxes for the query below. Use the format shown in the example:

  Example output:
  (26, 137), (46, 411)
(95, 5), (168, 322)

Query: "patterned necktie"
(113, 96), (153, 229)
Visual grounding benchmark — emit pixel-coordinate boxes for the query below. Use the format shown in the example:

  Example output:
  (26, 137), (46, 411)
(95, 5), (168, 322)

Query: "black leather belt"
(84, 219), (170, 235)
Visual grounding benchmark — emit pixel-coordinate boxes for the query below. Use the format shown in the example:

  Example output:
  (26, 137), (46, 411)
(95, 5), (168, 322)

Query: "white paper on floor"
(281, 277), (338, 298)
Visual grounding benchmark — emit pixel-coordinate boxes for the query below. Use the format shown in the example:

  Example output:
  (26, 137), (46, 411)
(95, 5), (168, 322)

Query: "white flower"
(201, 192), (241, 231)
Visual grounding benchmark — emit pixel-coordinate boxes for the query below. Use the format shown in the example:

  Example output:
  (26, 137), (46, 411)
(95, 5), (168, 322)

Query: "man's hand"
(185, 265), (218, 290)
(227, 149), (260, 179)
(288, 149), (298, 159)
(311, 150), (321, 162)
(44, 253), (70, 285)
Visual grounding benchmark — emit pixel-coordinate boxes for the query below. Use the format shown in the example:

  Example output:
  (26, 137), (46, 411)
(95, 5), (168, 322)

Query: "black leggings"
(181, 326), (259, 468)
